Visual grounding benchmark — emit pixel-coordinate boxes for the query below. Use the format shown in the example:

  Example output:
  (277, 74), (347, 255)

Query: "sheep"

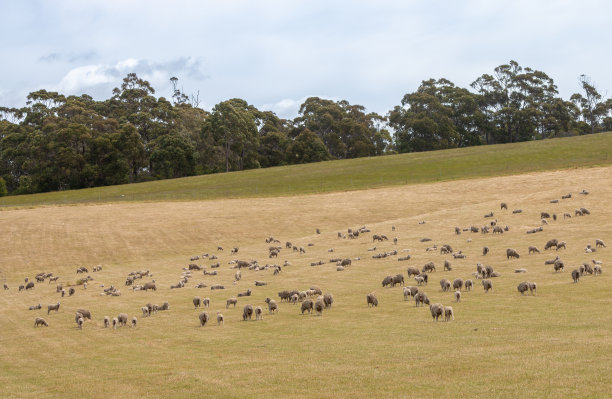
(301, 299), (314, 314)
(193, 297), (202, 308)
(47, 302), (60, 315)
(254, 281), (267, 287)
(143, 282), (157, 291)
(265, 298), (279, 313)
(517, 282), (530, 295)
(25, 282), (35, 290)
(528, 246), (540, 254)
(455, 227), (461, 235)
(553, 259), (565, 272)
(242, 304), (254, 320)
(3, 283), (8, 290)
(103, 316), (110, 328)
(429, 303), (444, 321)
(541, 212), (551, 219)
(492, 226), (504, 234)
(556, 241), (566, 250)
(199, 312), (210, 326)
(482, 279), (492, 292)
(252, 306), (264, 321)
(515, 268), (527, 273)
(580, 207), (590, 215)
(112, 317), (118, 329)
(68, 287), (75, 296)
(217, 311), (224, 326)
(595, 239), (606, 248)
(392, 274), (404, 287)
(442, 260), (452, 271)
(415, 276), (425, 286)
(571, 269), (580, 283)
(76, 309), (91, 320)
(131, 317), (137, 328)
(237, 289), (252, 297)
(381, 276), (394, 288)
(454, 290), (461, 302)
(444, 306), (454, 321)
(141, 306), (150, 317)
(528, 282), (537, 295)
(464, 280), (473, 291)
(575, 209), (583, 216)
(452, 278), (464, 291)
(484, 211), (494, 218)
(422, 262), (436, 273)
(563, 212), (571, 219)
(406, 267), (420, 277)
(482, 246), (489, 256)
(226, 298), (238, 308)
(440, 279), (451, 292)
(34, 317), (48, 327)
(117, 313), (128, 327)
(29, 304), (42, 310)
(513, 209), (523, 214)
(594, 265), (602, 275)
(159, 302), (169, 311)
(414, 292), (430, 307)
(501, 202), (508, 210)
(440, 244), (453, 254)
(323, 293), (334, 309)
(210, 285), (225, 290)
(366, 292), (378, 307)
(506, 248), (520, 259)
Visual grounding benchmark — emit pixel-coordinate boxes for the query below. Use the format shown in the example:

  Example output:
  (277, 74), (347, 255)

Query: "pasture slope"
(0, 137), (611, 398)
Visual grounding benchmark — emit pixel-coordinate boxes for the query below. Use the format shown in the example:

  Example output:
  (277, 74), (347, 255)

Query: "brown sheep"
(482, 279), (492, 292)
(193, 297), (202, 308)
(528, 246), (540, 254)
(242, 304), (254, 320)
(199, 312), (210, 326)
(422, 262), (436, 273)
(595, 239), (606, 248)
(444, 306), (454, 321)
(34, 317), (48, 327)
(382, 276), (394, 288)
(415, 292), (430, 307)
(429, 303), (444, 321)
(142, 282), (157, 291)
(301, 299), (314, 314)
(366, 292), (378, 307)
(25, 282), (35, 290)
(501, 202), (508, 210)
(47, 302), (60, 315)
(544, 239), (558, 250)
(440, 279), (451, 292)
(392, 274), (404, 287)
(406, 267), (420, 277)
(506, 249), (520, 259)
(571, 269), (580, 283)
(226, 298), (238, 308)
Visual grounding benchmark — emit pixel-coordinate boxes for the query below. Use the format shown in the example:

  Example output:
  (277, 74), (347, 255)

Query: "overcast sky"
(1, 0), (610, 118)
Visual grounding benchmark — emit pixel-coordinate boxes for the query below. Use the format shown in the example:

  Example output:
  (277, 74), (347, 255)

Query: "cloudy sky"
(1, 0), (611, 118)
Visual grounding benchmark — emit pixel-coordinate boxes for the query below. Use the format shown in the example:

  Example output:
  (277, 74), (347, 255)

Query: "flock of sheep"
(2, 187), (607, 331)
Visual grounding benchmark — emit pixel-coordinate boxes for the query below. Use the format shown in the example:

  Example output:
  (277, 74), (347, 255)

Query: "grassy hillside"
(1, 132), (610, 208)
(0, 166), (610, 398)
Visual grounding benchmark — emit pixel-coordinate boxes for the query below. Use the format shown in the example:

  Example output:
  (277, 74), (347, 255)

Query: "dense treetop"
(0, 62), (610, 196)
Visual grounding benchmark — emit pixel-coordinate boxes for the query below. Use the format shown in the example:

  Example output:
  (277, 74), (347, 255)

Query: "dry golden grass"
(0, 166), (611, 398)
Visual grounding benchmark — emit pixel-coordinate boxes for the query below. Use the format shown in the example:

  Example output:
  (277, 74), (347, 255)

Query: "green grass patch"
(1, 132), (610, 208)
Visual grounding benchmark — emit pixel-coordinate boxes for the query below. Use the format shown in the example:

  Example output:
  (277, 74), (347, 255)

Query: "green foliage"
(0, 177), (7, 197)
(286, 129), (331, 164)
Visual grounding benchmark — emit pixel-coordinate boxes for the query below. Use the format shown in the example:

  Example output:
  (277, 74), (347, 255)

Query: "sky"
(1, 0), (611, 119)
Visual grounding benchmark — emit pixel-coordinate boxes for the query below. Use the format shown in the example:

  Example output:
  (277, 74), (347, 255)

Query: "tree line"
(0, 60), (610, 196)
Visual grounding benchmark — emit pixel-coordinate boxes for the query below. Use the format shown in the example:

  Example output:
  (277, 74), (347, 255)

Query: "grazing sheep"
(517, 282), (530, 295)
(226, 298), (238, 308)
(528, 282), (537, 295)
(563, 212), (571, 219)
(414, 292), (430, 307)
(47, 302), (60, 315)
(422, 262), (436, 273)
(415, 276), (425, 286)
(454, 290), (461, 303)
(3, 283), (8, 290)
(242, 304), (254, 320)
(594, 265), (602, 275)
(34, 317), (48, 327)
(381, 276), (394, 288)
(142, 282), (157, 291)
(429, 303), (444, 321)
(141, 306), (150, 317)
(300, 299), (314, 314)
(556, 241), (566, 250)
(117, 313), (128, 327)
(323, 293), (334, 309)
(112, 317), (118, 329)
(506, 249), (520, 259)
(501, 202), (508, 210)
(25, 282), (35, 290)
(571, 269), (580, 283)
(440, 279), (451, 292)
(482, 246), (489, 256)
(199, 312), (210, 326)
(131, 317), (137, 328)
(528, 246), (540, 254)
(553, 259), (565, 272)
(575, 209), (583, 216)
(193, 297), (202, 308)
(392, 274), (404, 287)
(580, 207), (590, 215)
(366, 292), (378, 307)
(265, 298), (279, 313)
(492, 226), (504, 234)
(68, 287), (75, 296)
(76, 309), (91, 320)
(443, 260), (452, 271)
(216, 311), (224, 326)
(406, 267), (420, 277)
(201, 298), (210, 308)
(103, 316), (110, 328)
(452, 278), (464, 291)
(482, 279), (492, 292)
(29, 304), (42, 310)
(455, 227), (461, 235)
(595, 239), (606, 248)
(444, 306), (454, 321)
(541, 212), (551, 219)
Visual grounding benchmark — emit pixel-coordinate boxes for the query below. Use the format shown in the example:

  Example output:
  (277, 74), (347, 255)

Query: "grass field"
(0, 161), (610, 398)
(0, 132), (610, 208)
